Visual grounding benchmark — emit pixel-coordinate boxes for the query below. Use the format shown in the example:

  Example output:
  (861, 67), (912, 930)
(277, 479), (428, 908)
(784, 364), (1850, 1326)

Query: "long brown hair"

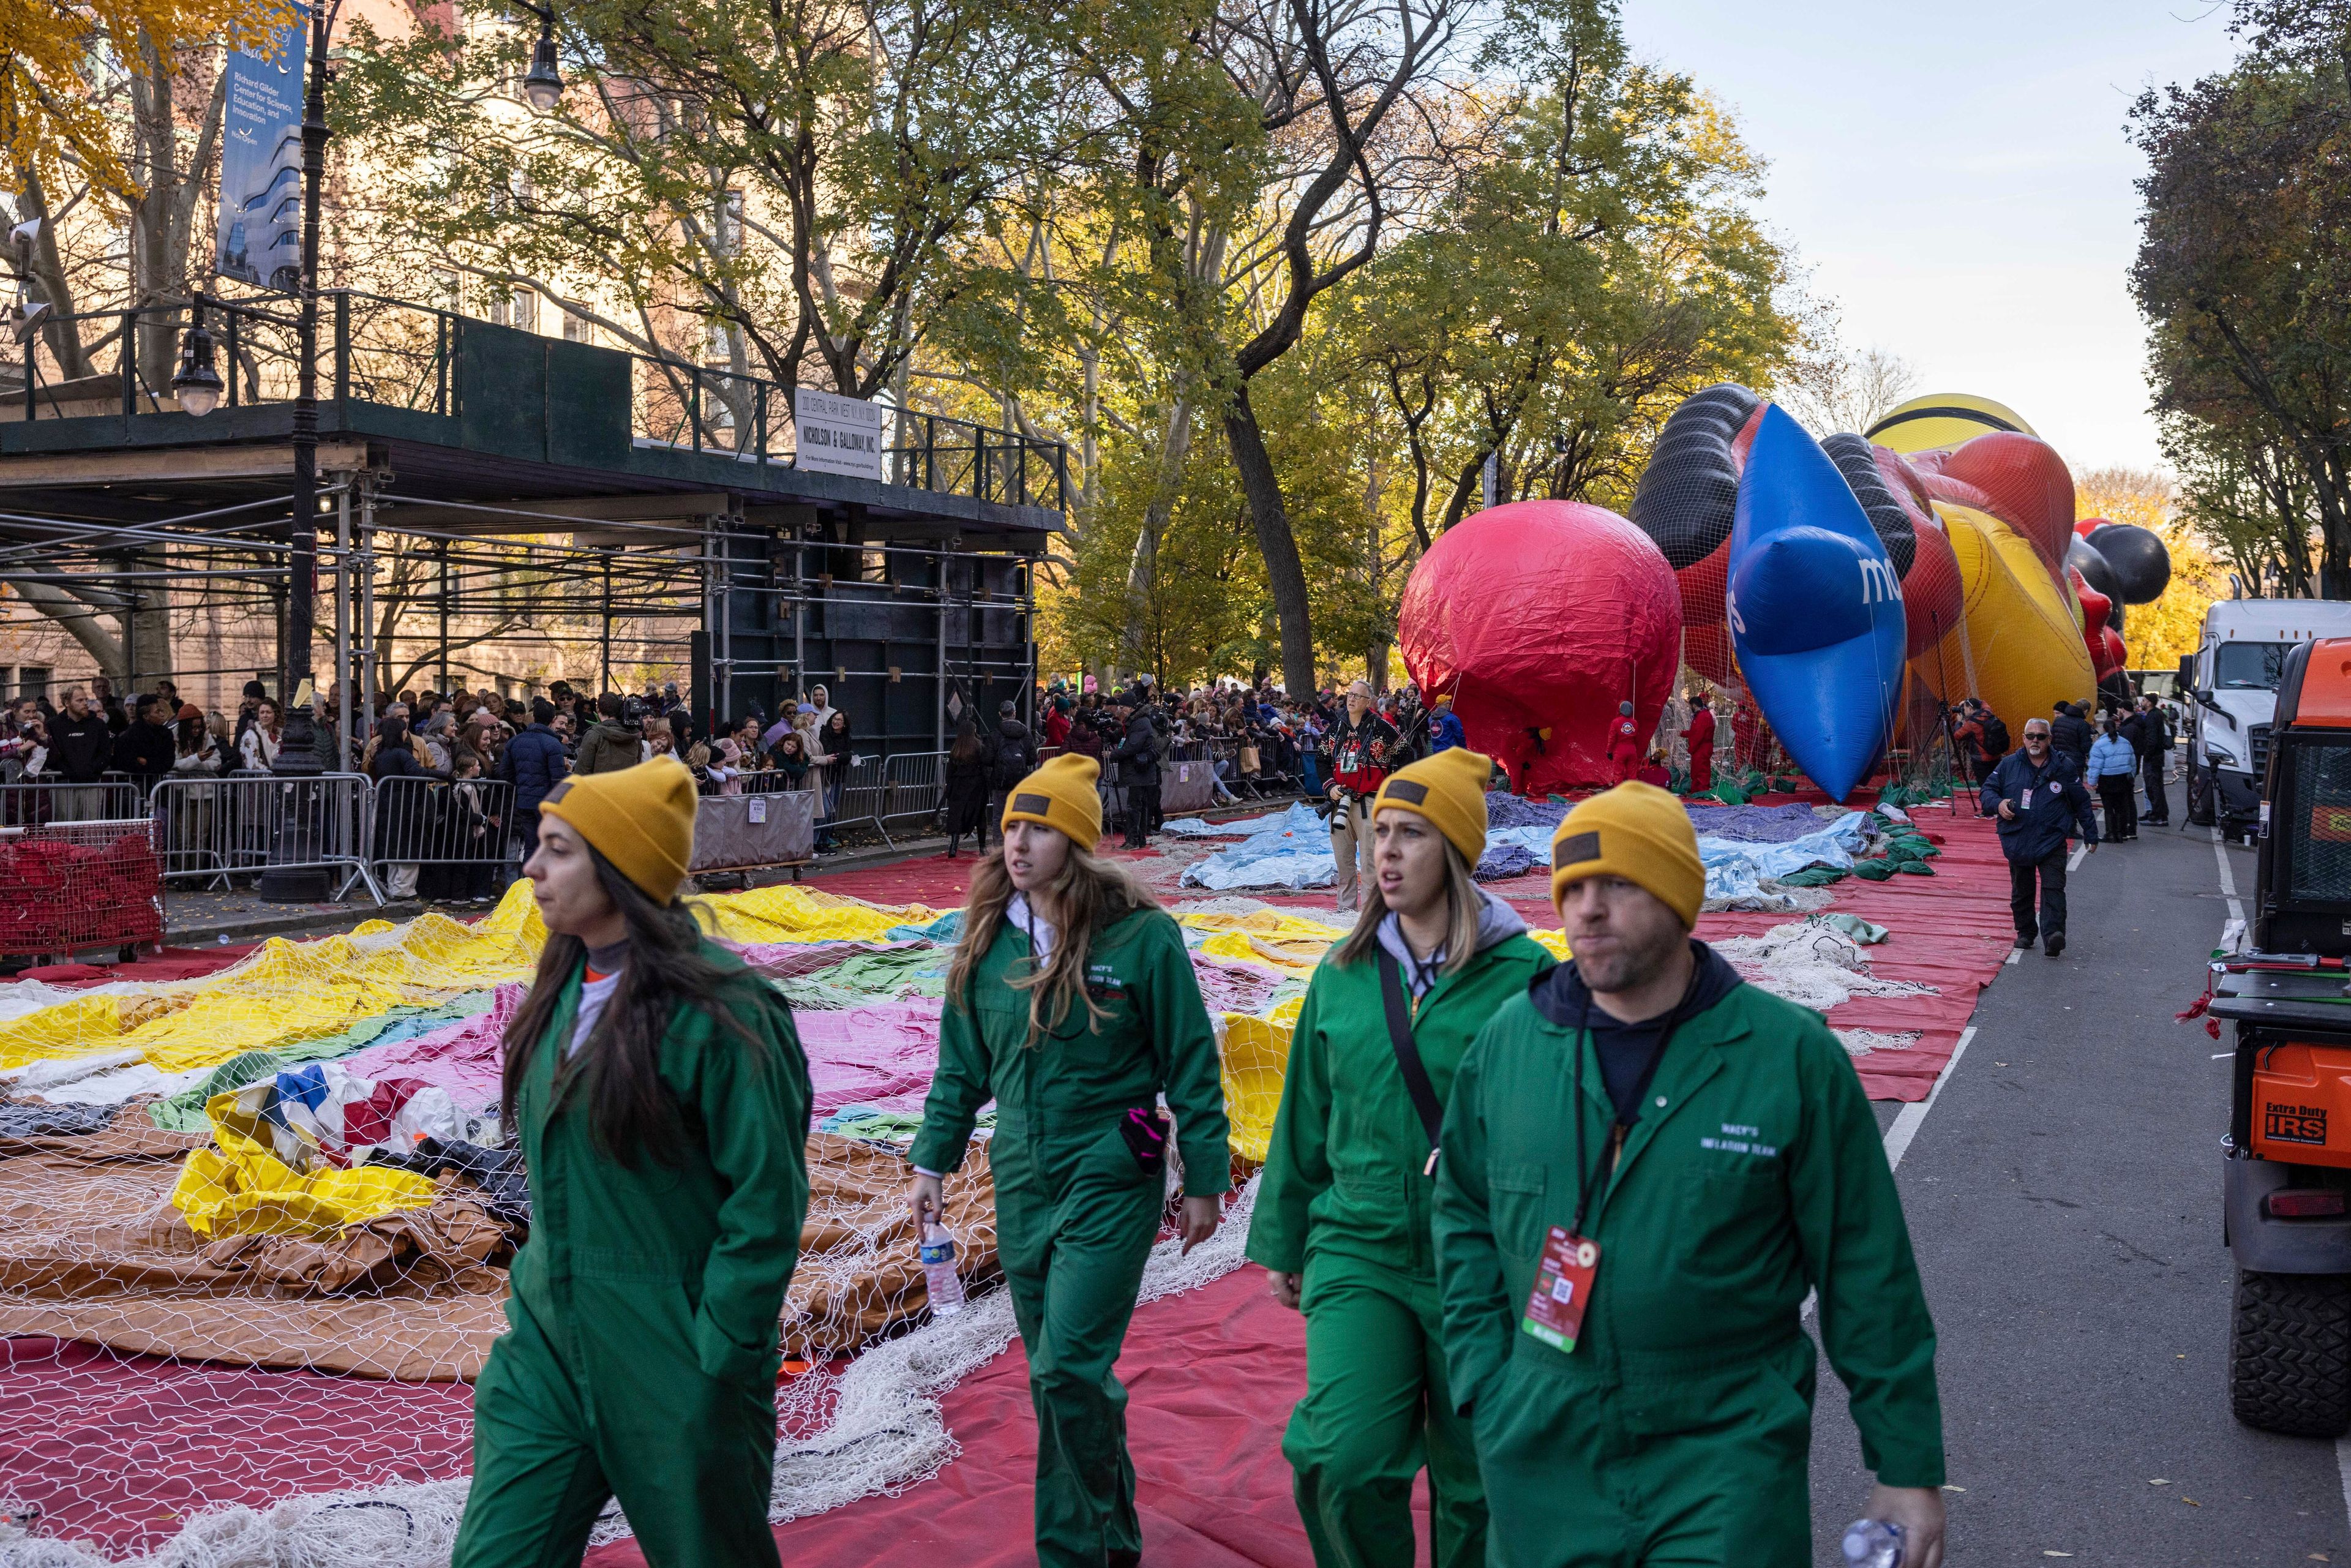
(1330, 833), (1484, 976)
(947, 838), (1160, 1045)
(501, 844), (771, 1165)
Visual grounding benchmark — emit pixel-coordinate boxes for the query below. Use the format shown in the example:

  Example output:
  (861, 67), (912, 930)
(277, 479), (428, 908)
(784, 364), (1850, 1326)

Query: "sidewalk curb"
(162, 899), (422, 947)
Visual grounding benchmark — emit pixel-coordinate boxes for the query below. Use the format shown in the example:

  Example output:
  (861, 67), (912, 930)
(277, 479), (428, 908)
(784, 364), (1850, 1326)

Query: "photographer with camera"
(1323, 680), (1403, 915)
(575, 694), (643, 776)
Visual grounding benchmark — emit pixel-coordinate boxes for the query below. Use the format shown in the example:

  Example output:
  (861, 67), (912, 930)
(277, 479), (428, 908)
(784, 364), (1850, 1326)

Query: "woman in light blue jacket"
(2087, 715), (2139, 843)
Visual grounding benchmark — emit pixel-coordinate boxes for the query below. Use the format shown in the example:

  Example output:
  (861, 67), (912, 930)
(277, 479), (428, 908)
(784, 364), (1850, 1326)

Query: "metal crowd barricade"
(825, 754), (891, 847)
(150, 772), (382, 902)
(369, 775), (517, 900)
(0, 779), (144, 828)
(881, 752), (947, 831)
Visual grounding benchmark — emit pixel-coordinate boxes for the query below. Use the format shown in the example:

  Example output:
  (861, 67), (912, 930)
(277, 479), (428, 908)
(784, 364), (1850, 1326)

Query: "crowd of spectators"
(1017, 672), (1461, 848)
(0, 665), (1486, 887)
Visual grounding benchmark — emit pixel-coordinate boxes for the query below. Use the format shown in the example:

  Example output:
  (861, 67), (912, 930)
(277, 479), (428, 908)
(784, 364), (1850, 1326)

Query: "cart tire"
(2231, 1269), (2351, 1437)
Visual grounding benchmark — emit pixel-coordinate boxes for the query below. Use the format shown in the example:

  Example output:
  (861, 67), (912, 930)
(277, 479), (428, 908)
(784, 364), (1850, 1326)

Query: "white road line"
(2338, 1435), (2351, 1549)
(2004, 948), (2020, 965)
(2212, 826), (2244, 924)
(1884, 1026), (1976, 1174)
(2068, 842), (2088, 871)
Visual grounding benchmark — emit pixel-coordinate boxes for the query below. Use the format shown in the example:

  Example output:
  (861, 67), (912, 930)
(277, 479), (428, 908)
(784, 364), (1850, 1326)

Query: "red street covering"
(593, 1268), (1331, 1568)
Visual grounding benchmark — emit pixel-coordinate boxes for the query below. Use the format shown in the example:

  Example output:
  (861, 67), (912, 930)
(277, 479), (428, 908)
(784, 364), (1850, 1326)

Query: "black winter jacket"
(498, 724), (569, 810)
(112, 719), (176, 781)
(991, 719), (1037, 789)
(2050, 711), (2092, 765)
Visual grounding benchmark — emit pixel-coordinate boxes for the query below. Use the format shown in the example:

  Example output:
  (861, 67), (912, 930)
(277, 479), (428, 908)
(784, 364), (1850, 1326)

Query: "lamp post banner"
(214, 6), (307, 289)
(794, 386), (885, 479)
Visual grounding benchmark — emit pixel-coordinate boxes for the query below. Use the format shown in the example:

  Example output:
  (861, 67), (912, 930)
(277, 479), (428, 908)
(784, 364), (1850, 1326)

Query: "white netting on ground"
(1833, 1029), (1921, 1058)
(0, 1177), (1264, 1568)
(0, 872), (1927, 1563)
(1711, 920), (1938, 1015)
(0, 881), (1304, 1564)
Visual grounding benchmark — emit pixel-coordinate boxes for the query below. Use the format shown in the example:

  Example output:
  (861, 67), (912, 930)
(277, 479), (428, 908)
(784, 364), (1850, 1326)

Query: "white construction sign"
(795, 388), (885, 479)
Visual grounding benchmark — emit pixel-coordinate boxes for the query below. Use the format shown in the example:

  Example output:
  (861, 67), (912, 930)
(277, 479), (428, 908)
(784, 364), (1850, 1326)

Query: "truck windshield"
(2215, 642), (2293, 691)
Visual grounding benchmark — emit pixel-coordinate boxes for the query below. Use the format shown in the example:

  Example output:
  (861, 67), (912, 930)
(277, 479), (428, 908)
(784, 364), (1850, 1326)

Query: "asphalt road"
(1805, 822), (2349, 1566)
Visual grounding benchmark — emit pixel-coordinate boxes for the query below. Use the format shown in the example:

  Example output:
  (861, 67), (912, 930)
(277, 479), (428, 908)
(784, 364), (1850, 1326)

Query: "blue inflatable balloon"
(1725, 405), (1907, 802)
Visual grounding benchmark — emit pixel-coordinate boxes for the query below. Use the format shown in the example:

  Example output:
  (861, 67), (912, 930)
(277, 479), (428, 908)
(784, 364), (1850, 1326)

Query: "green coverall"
(910, 906), (1232, 1568)
(452, 945), (812, 1568)
(1433, 972), (1943, 1568)
(1247, 932), (1554, 1568)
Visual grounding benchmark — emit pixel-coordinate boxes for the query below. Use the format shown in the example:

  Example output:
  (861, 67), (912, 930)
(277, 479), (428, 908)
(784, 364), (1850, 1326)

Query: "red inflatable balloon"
(1398, 500), (1681, 793)
(1938, 431), (2076, 576)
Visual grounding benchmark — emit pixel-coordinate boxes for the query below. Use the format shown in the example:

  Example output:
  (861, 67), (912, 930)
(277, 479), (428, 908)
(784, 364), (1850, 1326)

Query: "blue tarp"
(1177, 803), (1337, 891)
(1172, 798), (1868, 898)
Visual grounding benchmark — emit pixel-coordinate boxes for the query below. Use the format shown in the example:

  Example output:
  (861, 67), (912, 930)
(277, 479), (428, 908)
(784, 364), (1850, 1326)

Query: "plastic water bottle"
(920, 1223), (965, 1318)
(1842, 1518), (1904, 1568)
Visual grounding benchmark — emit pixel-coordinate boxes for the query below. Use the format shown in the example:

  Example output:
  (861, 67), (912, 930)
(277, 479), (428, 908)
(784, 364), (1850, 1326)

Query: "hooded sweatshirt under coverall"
(1433, 942), (1942, 1568)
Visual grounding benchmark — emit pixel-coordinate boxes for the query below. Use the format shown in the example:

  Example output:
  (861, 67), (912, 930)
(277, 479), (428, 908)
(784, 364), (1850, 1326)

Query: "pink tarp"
(795, 1000), (945, 1119)
(340, 985), (522, 1108)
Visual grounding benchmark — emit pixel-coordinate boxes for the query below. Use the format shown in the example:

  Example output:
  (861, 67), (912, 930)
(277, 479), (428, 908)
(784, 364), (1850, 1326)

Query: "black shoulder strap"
(1376, 950), (1445, 1176)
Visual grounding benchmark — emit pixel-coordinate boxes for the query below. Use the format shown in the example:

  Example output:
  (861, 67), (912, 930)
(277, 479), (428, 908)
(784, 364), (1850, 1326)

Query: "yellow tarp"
(171, 1114), (440, 1239)
(694, 883), (942, 944)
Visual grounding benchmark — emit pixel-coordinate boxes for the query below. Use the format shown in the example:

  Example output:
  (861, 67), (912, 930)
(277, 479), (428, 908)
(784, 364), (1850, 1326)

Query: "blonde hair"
(947, 838), (1161, 1046)
(1330, 838), (1483, 976)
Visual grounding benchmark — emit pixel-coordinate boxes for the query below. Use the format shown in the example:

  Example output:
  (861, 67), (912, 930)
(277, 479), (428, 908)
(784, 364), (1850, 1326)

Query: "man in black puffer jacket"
(2049, 701), (2092, 771)
(498, 698), (571, 863)
(987, 699), (1038, 830)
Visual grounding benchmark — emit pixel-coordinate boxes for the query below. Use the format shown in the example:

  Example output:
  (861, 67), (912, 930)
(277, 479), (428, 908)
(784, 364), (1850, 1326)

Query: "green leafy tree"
(2131, 12), (2351, 593)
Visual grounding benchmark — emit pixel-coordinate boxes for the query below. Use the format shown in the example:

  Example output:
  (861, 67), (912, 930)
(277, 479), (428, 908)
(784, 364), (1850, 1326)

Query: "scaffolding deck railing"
(8, 293), (1069, 512)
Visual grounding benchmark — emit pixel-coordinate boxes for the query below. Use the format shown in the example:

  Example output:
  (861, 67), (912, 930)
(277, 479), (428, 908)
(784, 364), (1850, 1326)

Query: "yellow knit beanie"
(538, 757), (699, 901)
(1550, 780), (1704, 929)
(1001, 753), (1103, 847)
(1372, 748), (1491, 865)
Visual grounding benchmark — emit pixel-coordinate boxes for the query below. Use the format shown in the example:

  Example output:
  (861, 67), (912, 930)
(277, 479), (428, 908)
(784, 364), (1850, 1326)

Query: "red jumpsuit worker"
(1686, 697), (1717, 792)
(1607, 700), (1642, 784)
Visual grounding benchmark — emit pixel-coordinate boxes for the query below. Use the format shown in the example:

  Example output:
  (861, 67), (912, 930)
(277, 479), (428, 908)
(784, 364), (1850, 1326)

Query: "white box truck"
(2183, 599), (2351, 834)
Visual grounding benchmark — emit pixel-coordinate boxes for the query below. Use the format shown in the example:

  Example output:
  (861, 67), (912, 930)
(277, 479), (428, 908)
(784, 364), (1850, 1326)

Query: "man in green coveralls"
(1434, 781), (1946, 1568)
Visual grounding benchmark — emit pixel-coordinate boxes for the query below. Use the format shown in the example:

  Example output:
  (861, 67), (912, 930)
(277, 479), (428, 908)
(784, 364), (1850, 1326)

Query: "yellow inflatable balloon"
(1929, 502), (2097, 729)
(1865, 392), (2039, 453)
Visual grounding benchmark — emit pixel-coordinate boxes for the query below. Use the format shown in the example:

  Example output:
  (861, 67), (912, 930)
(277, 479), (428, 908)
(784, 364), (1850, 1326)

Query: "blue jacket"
(499, 723), (570, 810)
(2086, 735), (2136, 779)
(1980, 748), (2099, 861)
(1427, 708), (1466, 753)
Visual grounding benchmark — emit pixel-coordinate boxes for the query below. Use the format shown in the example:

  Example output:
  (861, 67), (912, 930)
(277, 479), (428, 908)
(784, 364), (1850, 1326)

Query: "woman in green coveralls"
(452, 759), (812, 1568)
(1247, 747), (1554, 1568)
(909, 752), (1232, 1568)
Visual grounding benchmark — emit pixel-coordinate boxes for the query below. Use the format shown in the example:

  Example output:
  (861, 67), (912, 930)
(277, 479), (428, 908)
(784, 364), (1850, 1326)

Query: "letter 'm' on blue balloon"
(1727, 406), (1909, 803)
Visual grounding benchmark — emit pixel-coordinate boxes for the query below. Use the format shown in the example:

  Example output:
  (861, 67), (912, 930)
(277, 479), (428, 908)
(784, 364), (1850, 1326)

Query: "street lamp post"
(253, 0), (343, 899)
(174, 0), (563, 899)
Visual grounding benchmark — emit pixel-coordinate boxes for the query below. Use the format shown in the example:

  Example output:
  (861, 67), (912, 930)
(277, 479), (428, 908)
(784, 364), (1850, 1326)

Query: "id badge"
(1521, 1225), (1599, 1353)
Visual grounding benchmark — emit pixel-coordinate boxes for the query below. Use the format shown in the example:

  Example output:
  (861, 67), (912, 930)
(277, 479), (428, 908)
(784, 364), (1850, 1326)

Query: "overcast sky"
(1619, 0), (2246, 475)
